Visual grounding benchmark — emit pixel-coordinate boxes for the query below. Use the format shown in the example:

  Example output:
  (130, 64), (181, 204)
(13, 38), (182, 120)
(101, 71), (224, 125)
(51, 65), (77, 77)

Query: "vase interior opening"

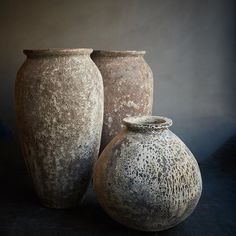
(92, 50), (146, 57)
(123, 116), (173, 131)
(23, 48), (93, 58)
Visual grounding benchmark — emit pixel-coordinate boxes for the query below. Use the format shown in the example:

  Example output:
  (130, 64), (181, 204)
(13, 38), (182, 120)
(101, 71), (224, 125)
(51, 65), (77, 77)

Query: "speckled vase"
(94, 116), (202, 231)
(15, 48), (104, 208)
(91, 50), (153, 152)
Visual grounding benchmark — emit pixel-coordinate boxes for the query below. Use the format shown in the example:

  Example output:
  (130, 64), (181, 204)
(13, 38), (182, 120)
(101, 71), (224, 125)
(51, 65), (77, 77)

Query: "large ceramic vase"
(91, 50), (153, 152)
(94, 116), (202, 231)
(15, 48), (104, 208)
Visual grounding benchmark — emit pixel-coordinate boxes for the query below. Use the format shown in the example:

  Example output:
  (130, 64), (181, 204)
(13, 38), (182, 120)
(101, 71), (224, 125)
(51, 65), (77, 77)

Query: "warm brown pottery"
(91, 50), (153, 152)
(15, 48), (104, 208)
(94, 116), (202, 231)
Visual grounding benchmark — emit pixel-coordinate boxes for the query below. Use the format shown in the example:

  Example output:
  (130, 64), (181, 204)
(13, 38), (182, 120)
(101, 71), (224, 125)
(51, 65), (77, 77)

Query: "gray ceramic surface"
(15, 48), (104, 208)
(94, 116), (202, 231)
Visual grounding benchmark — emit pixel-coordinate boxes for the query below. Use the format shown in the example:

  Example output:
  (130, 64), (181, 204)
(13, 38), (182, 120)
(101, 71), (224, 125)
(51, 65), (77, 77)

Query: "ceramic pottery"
(15, 48), (104, 208)
(91, 50), (153, 152)
(94, 116), (202, 231)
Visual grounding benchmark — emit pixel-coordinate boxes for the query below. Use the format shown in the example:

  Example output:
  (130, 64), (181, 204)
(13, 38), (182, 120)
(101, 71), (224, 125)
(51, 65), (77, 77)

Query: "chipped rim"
(123, 116), (173, 131)
(23, 48), (93, 58)
(92, 50), (146, 57)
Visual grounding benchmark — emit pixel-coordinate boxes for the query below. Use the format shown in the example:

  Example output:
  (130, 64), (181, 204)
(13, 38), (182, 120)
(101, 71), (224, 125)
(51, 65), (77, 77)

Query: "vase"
(93, 116), (202, 231)
(15, 48), (104, 208)
(91, 50), (153, 152)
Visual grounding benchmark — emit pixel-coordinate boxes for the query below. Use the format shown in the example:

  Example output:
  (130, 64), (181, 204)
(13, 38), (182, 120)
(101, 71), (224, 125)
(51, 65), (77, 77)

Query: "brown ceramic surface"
(91, 50), (153, 152)
(15, 48), (104, 208)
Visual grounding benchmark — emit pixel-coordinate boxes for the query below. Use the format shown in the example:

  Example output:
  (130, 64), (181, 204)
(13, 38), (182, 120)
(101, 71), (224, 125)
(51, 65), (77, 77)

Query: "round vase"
(93, 116), (202, 231)
(15, 48), (104, 208)
(91, 50), (153, 152)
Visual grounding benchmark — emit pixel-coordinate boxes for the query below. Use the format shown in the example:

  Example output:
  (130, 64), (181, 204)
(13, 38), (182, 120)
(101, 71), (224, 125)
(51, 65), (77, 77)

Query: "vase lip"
(123, 116), (173, 131)
(92, 50), (146, 57)
(23, 48), (93, 58)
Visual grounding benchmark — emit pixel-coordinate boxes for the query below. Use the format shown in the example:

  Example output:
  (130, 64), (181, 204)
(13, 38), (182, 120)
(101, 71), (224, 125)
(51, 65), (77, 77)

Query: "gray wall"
(1, 0), (235, 161)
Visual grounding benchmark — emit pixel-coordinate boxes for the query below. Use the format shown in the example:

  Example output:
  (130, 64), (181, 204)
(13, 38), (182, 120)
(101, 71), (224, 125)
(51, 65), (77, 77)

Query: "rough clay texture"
(91, 51), (153, 152)
(15, 49), (104, 208)
(94, 116), (202, 231)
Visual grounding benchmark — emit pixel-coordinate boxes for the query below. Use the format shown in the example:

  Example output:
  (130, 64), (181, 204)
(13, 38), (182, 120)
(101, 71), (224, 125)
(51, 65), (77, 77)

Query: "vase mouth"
(23, 48), (93, 58)
(92, 50), (146, 57)
(123, 116), (173, 131)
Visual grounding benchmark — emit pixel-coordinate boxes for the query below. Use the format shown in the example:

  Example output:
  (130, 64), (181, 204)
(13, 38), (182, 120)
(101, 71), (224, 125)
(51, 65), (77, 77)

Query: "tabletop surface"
(0, 135), (235, 236)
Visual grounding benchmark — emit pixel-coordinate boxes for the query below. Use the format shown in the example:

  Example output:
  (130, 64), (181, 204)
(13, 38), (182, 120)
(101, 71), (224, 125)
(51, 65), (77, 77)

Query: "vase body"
(91, 50), (153, 152)
(15, 49), (104, 208)
(94, 116), (202, 231)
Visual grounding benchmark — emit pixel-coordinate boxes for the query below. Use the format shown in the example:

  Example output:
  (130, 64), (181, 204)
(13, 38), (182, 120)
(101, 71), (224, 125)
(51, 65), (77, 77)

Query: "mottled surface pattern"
(15, 49), (104, 208)
(91, 51), (153, 152)
(94, 116), (202, 231)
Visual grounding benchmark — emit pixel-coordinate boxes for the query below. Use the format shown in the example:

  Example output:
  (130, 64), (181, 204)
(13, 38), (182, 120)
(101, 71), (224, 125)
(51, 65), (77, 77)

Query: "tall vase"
(94, 116), (202, 231)
(91, 50), (153, 152)
(15, 48), (104, 208)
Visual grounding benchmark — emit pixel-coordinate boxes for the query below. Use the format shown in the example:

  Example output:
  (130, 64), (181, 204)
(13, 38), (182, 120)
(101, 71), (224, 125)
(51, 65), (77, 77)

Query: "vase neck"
(123, 116), (172, 132)
(92, 50), (146, 58)
(23, 48), (93, 58)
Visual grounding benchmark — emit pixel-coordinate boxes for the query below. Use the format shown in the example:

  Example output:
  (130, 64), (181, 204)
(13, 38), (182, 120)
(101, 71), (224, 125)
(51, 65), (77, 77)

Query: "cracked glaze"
(15, 48), (104, 208)
(94, 116), (202, 231)
(91, 50), (153, 152)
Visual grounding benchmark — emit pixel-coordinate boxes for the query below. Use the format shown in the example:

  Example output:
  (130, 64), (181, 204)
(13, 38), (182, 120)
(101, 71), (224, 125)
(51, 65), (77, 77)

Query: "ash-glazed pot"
(15, 48), (104, 208)
(93, 116), (202, 231)
(91, 50), (153, 152)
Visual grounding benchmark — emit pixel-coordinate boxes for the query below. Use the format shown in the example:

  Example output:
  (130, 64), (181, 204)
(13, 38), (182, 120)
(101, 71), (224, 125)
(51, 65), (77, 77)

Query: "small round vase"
(15, 48), (104, 208)
(91, 50), (153, 153)
(93, 116), (202, 231)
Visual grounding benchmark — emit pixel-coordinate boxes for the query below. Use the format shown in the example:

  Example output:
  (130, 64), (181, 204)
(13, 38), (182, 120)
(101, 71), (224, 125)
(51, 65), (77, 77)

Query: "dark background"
(0, 0), (236, 235)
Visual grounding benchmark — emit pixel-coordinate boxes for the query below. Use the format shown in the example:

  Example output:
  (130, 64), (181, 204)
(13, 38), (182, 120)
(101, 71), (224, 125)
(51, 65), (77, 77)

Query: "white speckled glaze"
(91, 50), (153, 153)
(15, 48), (104, 208)
(94, 116), (202, 231)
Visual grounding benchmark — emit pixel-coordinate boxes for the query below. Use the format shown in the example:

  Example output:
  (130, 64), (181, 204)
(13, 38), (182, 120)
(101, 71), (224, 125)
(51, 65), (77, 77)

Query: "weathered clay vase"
(15, 48), (104, 208)
(91, 50), (153, 152)
(94, 116), (202, 231)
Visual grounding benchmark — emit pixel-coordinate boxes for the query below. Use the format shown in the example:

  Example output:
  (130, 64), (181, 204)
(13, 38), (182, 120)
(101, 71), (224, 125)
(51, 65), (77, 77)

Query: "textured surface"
(91, 50), (153, 152)
(0, 133), (235, 235)
(15, 49), (104, 208)
(94, 116), (202, 231)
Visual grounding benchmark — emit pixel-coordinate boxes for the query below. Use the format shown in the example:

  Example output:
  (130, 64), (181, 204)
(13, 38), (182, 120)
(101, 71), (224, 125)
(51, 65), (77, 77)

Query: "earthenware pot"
(93, 116), (202, 231)
(91, 50), (153, 152)
(15, 48), (104, 208)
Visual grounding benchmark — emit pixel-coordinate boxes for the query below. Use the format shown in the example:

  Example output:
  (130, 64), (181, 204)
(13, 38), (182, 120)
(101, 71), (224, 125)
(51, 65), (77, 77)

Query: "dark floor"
(0, 131), (235, 236)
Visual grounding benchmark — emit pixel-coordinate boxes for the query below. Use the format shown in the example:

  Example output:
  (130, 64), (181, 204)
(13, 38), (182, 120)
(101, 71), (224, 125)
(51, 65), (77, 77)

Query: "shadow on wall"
(176, 115), (236, 162)
(0, 66), (17, 133)
(0, 120), (23, 172)
(200, 133), (236, 178)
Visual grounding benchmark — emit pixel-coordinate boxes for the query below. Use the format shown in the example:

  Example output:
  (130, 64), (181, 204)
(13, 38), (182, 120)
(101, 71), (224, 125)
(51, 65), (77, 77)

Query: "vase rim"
(23, 48), (93, 58)
(92, 50), (146, 57)
(123, 116), (173, 131)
